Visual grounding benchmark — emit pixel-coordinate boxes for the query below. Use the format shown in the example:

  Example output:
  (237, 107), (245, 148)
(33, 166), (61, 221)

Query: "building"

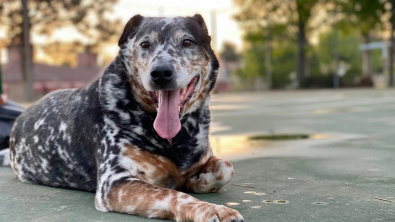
(2, 46), (101, 101)
(215, 58), (241, 92)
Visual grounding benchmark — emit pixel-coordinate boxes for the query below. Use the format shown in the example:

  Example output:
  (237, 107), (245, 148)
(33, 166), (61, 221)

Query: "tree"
(0, 0), (119, 46)
(234, 0), (324, 87)
(316, 28), (383, 86)
(240, 29), (298, 89)
(36, 41), (85, 67)
(295, 0), (319, 85)
(0, 0), (120, 101)
(389, 0), (395, 87)
(336, 0), (387, 77)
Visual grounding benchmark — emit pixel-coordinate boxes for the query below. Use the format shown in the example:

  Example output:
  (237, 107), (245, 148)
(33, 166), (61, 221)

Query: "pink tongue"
(153, 90), (181, 140)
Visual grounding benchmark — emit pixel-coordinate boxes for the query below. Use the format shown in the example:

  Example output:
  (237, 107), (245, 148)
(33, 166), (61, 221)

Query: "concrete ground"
(1, 89), (395, 222)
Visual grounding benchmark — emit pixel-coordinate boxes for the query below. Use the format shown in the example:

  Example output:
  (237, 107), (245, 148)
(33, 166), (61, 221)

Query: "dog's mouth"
(149, 76), (199, 142)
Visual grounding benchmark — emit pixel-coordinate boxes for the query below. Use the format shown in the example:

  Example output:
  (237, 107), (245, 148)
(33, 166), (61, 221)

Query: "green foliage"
(0, 0), (120, 46)
(240, 37), (296, 88)
(234, 0), (326, 86)
(336, 0), (387, 36)
(308, 50), (321, 77)
(296, 0), (320, 27)
(234, 0), (320, 31)
(270, 42), (297, 88)
(317, 30), (362, 80)
(316, 29), (384, 84)
(241, 45), (265, 79)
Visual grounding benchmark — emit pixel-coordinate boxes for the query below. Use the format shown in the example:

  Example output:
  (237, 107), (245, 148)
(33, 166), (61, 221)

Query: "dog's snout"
(150, 65), (174, 88)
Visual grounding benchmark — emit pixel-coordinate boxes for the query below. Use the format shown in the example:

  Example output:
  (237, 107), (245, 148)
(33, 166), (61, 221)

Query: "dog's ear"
(192, 14), (209, 36)
(118, 14), (144, 47)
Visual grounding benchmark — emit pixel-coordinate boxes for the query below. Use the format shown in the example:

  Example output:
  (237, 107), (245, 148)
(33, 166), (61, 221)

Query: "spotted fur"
(10, 14), (243, 222)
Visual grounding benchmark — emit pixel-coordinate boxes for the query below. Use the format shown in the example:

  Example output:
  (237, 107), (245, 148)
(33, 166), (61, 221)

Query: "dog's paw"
(186, 160), (234, 194)
(186, 175), (222, 193)
(205, 204), (244, 222)
(176, 202), (244, 222)
(185, 175), (211, 193)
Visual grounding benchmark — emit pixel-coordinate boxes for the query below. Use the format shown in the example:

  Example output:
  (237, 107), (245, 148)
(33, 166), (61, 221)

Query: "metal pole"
(0, 47), (2, 95)
(210, 10), (217, 51)
(22, 0), (35, 101)
(333, 10), (339, 89)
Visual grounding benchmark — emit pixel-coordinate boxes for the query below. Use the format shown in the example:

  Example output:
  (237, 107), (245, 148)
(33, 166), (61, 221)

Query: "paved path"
(1, 89), (395, 221)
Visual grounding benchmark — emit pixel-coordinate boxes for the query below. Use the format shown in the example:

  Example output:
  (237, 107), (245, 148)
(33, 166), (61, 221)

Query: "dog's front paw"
(185, 161), (233, 193)
(186, 175), (221, 193)
(207, 204), (244, 222)
(186, 160), (234, 193)
(176, 202), (244, 222)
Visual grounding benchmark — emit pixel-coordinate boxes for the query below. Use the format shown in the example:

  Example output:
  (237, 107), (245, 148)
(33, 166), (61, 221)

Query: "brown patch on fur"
(173, 30), (186, 40)
(129, 73), (156, 112)
(123, 145), (181, 188)
(183, 52), (211, 113)
(150, 31), (159, 42)
(106, 178), (241, 221)
(104, 145), (240, 220)
(123, 145), (213, 189)
(107, 180), (176, 219)
(217, 172), (224, 181)
(185, 155), (234, 193)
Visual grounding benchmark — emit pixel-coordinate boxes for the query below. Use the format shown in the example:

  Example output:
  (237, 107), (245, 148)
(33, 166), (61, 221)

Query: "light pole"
(158, 6), (164, 16)
(0, 47), (2, 95)
(210, 10), (217, 51)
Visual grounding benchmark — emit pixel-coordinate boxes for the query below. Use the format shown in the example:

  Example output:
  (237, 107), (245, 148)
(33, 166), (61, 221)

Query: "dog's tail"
(0, 148), (9, 166)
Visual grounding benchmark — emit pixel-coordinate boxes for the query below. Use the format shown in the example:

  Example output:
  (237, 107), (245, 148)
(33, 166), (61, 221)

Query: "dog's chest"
(120, 145), (210, 189)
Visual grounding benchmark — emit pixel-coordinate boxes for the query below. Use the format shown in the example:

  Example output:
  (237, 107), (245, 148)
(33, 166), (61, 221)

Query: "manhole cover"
(249, 134), (331, 141)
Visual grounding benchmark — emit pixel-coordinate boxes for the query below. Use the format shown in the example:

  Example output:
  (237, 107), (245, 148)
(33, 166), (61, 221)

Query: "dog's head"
(118, 15), (219, 141)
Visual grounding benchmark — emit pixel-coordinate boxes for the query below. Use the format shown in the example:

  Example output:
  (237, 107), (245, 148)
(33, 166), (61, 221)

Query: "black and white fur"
(9, 15), (244, 222)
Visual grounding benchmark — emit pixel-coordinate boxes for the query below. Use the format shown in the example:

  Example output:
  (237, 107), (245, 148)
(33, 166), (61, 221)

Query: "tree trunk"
(265, 24), (272, 89)
(390, 22), (395, 87)
(362, 35), (372, 77)
(297, 20), (306, 88)
(389, 0), (395, 87)
(21, 0), (35, 102)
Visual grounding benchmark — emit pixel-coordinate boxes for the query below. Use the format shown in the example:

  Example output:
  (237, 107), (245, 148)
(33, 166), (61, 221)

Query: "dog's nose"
(150, 65), (174, 88)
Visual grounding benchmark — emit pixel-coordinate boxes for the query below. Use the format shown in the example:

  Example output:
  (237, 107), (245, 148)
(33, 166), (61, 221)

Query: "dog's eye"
(141, 42), (150, 49)
(182, 39), (194, 47)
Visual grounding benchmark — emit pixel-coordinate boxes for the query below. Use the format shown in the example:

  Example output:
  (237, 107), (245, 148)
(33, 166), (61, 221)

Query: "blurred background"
(0, 0), (394, 101)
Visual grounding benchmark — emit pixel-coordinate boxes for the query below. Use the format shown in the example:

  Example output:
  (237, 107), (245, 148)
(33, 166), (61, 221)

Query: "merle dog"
(10, 15), (244, 222)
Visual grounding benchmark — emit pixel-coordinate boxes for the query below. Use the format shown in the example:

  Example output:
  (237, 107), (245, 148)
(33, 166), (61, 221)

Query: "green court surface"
(1, 89), (395, 221)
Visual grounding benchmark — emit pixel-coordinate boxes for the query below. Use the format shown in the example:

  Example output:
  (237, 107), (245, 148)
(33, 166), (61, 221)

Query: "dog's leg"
(186, 156), (234, 193)
(95, 178), (243, 222)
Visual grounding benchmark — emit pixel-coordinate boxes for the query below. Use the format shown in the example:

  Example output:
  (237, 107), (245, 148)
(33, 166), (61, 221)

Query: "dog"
(9, 14), (244, 222)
